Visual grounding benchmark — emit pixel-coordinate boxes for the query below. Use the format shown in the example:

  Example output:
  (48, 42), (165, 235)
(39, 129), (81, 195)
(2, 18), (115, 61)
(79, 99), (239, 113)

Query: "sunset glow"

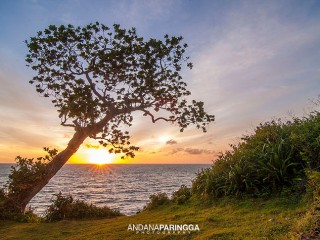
(86, 149), (115, 165)
(157, 135), (171, 143)
(0, 1), (319, 164)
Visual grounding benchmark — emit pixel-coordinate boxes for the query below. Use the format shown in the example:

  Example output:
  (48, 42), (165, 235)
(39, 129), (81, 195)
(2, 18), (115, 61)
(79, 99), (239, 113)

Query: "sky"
(0, 0), (320, 164)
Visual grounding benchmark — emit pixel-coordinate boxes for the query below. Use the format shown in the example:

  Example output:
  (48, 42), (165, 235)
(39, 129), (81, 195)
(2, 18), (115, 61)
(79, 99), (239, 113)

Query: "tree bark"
(6, 110), (119, 212)
(13, 112), (117, 211)
(17, 128), (89, 211)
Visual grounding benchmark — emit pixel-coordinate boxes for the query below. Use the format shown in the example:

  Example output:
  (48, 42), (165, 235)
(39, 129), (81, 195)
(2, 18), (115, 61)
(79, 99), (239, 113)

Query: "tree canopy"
(25, 22), (214, 158)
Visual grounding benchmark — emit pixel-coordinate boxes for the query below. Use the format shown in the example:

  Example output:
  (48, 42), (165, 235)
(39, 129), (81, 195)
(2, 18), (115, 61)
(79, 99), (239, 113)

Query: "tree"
(11, 22), (214, 211)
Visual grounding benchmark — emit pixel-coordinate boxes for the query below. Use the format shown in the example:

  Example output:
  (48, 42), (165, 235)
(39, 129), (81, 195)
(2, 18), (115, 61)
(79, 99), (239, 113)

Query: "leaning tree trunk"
(16, 128), (89, 211)
(8, 113), (116, 212)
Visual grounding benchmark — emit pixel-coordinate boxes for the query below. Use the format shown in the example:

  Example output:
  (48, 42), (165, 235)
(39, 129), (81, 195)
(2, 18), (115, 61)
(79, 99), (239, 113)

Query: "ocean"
(0, 164), (209, 216)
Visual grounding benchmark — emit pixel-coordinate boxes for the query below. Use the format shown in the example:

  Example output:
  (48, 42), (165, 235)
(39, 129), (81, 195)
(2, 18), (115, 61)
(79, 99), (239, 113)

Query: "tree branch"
(85, 72), (116, 111)
(60, 114), (76, 128)
(61, 123), (76, 127)
(142, 110), (178, 123)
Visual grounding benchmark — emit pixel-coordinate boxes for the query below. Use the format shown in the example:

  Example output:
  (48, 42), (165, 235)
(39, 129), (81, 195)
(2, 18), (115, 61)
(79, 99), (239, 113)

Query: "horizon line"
(0, 162), (212, 165)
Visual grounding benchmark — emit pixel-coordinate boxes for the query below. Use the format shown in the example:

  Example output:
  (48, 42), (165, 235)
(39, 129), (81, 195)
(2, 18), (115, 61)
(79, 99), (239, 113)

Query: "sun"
(86, 149), (115, 165)
(157, 135), (171, 143)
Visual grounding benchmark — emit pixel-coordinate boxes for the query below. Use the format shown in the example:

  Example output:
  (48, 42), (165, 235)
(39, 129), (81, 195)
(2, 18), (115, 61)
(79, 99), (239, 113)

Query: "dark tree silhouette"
(11, 22), (214, 211)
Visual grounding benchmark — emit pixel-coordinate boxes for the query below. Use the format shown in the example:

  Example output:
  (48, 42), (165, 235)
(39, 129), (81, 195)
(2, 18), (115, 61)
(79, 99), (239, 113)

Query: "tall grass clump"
(144, 192), (170, 210)
(172, 185), (192, 204)
(192, 110), (320, 199)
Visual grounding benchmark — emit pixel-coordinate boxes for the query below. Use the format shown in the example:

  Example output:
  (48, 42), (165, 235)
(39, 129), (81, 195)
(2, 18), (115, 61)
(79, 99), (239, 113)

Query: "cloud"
(166, 139), (177, 145)
(171, 147), (216, 155)
(119, 0), (181, 26)
(180, 0), (320, 153)
(1, 0), (320, 164)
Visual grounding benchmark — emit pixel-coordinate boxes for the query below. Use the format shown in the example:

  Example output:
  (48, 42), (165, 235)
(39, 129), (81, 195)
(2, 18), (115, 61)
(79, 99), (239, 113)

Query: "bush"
(144, 192), (170, 210)
(172, 185), (192, 204)
(0, 188), (16, 220)
(192, 111), (320, 199)
(0, 147), (58, 217)
(290, 112), (320, 170)
(0, 188), (41, 222)
(14, 208), (42, 223)
(7, 148), (58, 200)
(44, 192), (122, 222)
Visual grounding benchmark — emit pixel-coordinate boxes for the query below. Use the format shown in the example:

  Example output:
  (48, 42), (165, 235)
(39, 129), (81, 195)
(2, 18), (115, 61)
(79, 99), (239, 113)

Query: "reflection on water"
(0, 164), (209, 216)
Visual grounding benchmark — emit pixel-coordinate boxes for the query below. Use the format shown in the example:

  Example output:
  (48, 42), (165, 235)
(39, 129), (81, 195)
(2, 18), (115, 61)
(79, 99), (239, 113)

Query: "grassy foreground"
(0, 194), (314, 240)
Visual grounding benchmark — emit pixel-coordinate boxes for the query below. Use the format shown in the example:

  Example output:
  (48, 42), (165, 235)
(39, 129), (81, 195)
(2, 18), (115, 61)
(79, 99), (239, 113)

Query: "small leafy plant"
(172, 185), (192, 204)
(144, 192), (170, 210)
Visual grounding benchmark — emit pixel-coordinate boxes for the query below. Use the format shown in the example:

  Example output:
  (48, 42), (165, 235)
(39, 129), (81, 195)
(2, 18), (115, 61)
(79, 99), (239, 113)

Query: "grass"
(0, 194), (312, 240)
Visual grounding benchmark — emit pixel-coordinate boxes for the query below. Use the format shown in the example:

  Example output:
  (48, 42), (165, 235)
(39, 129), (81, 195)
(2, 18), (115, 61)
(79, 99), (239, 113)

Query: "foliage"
(0, 188), (15, 220)
(172, 185), (192, 204)
(13, 208), (42, 223)
(0, 189), (41, 222)
(7, 147), (58, 200)
(192, 111), (320, 199)
(25, 22), (214, 158)
(0, 148), (57, 219)
(290, 112), (320, 170)
(145, 185), (192, 209)
(144, 192), (170, 210)
(44, 192), (122, 222)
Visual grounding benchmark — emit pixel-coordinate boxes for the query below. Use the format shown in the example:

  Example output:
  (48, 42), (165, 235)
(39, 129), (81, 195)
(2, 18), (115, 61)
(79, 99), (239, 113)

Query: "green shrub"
(290, 112), (320, 170)
(172, 185), (192, 204)
(14, 208), (42, 223)
(0, 147), (58, 217)
(44, 192), (122, 222)
(192, 167), (226, 198)
(144, 192), (170, 210)
(7, 148), (58, 199)
(257, 137), (303, 191)
(192, 111), (320, 199)
(0, 188), (16, 220)
(0, 188), (41, 222)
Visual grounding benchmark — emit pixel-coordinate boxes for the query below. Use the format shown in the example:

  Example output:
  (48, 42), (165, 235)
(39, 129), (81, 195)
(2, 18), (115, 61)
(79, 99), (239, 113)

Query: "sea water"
(0, 164), (209, 216)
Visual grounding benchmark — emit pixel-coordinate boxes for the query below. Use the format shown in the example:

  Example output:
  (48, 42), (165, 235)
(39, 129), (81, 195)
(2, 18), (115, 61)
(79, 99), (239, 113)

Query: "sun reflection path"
(87, 164), (116, 175)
